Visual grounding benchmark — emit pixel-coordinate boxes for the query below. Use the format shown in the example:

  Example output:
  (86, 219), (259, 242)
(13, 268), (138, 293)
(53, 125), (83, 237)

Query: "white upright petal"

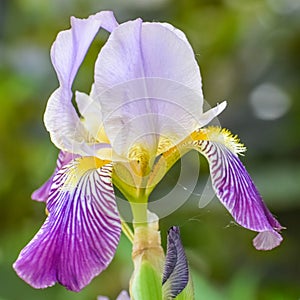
(199, 101), (227, 127)
(94, 19), (206, 158)
(44, 11), (117, 156)
(75, 91), (104, 141)
(51, 11), (118, 87)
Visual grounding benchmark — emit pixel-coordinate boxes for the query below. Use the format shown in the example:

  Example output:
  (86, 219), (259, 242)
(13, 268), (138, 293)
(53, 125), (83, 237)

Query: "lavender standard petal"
(51, 11), (118, 87)
(44, 11), (117, 156)
(94, 19), (210, 158)
(14, 159), (121, 291)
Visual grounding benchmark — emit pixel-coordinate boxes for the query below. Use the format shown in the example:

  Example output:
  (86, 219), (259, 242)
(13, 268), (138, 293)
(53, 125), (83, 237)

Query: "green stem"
(121, 217), (134, 244)
(130, 197), (148, 228)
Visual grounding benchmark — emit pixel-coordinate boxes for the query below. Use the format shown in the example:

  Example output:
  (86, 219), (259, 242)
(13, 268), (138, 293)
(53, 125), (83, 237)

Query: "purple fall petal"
(196, 140), (283, 250)
(31, 175), (53, 203)
(14, 159), (121, 291)
(163, 226), (189, 298)
(32, 151), (75, 202)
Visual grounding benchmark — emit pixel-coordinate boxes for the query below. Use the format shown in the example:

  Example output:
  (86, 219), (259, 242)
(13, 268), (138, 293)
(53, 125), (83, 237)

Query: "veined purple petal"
(195, 139), (283, 250)
(31, 176), (52, 203)
(94, 19), (224, 158)
(14, 158), (121, 291)
(32, 151), (75, 202)
(162, 226), (189, 298)
(44, 11), (117, 156)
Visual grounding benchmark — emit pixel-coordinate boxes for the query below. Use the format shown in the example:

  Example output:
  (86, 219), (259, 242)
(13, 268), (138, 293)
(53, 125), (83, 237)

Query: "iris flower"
(14, 11), (283, 292)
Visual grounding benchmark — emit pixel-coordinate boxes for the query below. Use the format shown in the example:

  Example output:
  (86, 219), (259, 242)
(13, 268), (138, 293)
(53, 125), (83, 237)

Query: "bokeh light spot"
(249, 83), (291, 120)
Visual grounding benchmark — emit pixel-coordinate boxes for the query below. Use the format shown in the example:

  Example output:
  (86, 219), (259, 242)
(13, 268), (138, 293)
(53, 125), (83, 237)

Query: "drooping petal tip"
(253, 230), (283, 251)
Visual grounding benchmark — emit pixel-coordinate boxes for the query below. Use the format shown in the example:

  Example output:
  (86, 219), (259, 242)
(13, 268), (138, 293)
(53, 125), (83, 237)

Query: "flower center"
(128, 144), (151, 178)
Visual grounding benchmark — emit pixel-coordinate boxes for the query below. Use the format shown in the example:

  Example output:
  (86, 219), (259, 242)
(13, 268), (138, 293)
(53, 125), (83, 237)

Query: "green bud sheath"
(131, 259), (162, 300)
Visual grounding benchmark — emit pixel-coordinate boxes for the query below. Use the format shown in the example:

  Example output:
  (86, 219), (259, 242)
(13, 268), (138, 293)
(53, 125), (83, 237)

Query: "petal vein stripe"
(163, 226), (189, 299)
(14, 159), (121, 291)
(193, 136), (283, 250)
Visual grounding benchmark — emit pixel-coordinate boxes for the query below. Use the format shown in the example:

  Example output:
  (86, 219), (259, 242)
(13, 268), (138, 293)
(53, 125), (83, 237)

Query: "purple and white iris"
(14, 11), (283, 292)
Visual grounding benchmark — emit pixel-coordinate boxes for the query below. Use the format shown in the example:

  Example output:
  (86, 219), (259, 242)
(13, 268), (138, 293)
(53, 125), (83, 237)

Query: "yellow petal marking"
(157, 136), (176, 155)
(146, 126), (246, 196)
(128, 144), (151, 178)
(96, 125), (110, 144)
(62, 156), (110, 191)
(191, 126), (247, 155)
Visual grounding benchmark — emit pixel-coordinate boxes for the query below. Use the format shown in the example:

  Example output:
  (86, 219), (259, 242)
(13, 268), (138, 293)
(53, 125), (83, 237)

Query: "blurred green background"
(0, 0), (300, 299)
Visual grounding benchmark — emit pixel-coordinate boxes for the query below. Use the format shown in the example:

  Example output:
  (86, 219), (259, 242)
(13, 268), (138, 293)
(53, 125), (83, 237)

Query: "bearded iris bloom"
(14, 11), (283, 292)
